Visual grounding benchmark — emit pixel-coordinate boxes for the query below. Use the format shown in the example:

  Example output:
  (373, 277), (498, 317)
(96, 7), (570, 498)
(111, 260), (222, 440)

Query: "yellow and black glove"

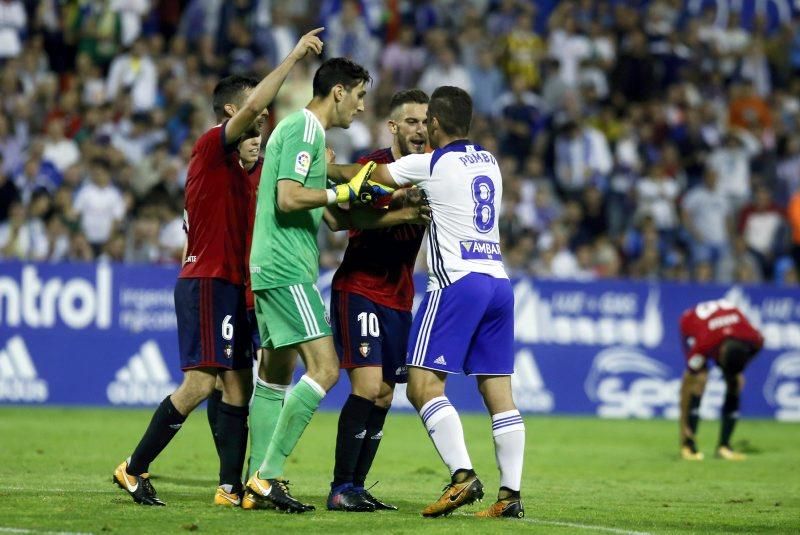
(330, 162), (394, 205)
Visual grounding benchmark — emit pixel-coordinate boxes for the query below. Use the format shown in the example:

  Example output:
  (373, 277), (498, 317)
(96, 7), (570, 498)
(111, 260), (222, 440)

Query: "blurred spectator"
(554, 119), (612, 198)
(728, 80), (772, 133)
(788, 187), (800, 279)
(496, 75), (543, 165)
(325, 0), (378, 74)
(681, 168), (732, 276)
(0, 0), (26, 59)
(738, 184), (786, 280)
(547, 7), (591, 88)
(418, 43), (472, 97)
(67, 232), (95, 262)
(613, 30), (658, 102)
(14, 154), (59, 205)
(106, 38), (158, 112)
(73, 158), (126, 255)
(635, 163), (680, 235)
(500, 11), (544, 89)
(43, 212), (70, 262)
(42, 117), (80, 173)
(706, 128), (759, 209)
(469, 47), (506, 118)
(381, 24), (425, 89)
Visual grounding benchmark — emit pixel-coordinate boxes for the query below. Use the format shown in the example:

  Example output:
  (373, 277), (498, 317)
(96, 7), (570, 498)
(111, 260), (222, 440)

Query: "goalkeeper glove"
(329, 162), (394, 205)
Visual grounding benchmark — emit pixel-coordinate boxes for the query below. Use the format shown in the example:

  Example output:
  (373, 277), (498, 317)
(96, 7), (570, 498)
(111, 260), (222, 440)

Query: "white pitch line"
(0, 486), (196, 497)
(454, 513), (652, 534)
(0, 528), (92, 535)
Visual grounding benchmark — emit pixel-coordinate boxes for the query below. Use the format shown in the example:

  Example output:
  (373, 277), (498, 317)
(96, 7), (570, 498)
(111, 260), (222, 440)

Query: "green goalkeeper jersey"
(250, 108), (327, 289)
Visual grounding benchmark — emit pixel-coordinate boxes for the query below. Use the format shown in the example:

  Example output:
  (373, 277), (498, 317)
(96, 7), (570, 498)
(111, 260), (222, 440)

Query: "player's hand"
(332, 161), (374, 204)
(412, 204), (432, 225)
(290, 27), (324, 62)
(361, 179), (395, 204)
(325, 147), (336, 164)
(332, 161), (394, 205)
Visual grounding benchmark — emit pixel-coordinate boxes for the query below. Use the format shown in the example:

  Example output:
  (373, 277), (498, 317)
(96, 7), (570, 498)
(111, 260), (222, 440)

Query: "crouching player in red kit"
(326, 89), (429, 511)
(679, 299), (764, 461)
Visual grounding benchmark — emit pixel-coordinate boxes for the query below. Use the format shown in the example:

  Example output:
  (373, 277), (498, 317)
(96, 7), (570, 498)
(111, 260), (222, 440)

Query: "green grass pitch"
(0, 407), (798, 534)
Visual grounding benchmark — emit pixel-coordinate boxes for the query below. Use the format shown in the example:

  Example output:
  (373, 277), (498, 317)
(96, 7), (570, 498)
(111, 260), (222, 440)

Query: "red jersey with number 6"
(180, 123), (252, 285)
(331, 147), (425, 312)
(679, 300), (764, 369)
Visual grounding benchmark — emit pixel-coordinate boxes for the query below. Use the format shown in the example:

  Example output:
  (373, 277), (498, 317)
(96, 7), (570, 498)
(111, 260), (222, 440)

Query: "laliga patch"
(295, 151), (311, 177)
(359, 342), (371, 358)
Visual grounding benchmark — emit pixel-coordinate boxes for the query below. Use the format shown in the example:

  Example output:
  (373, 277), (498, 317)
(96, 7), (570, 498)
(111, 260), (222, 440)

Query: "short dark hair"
(312, 57), (371, 98)
(389, 88), (429, 113)
(428, 86), (472, 137)
(212, 74), (260, 119)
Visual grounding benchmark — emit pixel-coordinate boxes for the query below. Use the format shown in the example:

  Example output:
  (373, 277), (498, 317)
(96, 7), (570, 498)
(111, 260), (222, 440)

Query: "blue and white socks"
(491, 409), (525, 492)
(419, 396), (473, 475)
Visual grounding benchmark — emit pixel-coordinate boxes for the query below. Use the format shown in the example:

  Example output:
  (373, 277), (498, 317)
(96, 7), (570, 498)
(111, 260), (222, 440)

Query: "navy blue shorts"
(331, 290), (411, 384)
(247, 308), (262, 355)
(174, 278), (251, 371)
(407, 273), (514, 375)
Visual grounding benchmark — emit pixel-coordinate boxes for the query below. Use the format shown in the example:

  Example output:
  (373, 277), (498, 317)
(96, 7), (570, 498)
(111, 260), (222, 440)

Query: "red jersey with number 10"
(679, 300), (764, 368)
(331, 148), (425, 311)
(180, 123), (251, 285)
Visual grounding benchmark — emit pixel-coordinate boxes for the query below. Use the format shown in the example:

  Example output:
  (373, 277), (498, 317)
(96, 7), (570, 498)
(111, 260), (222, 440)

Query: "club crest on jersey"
(295, 151), (311, 177)
(359, 342), (371, 358)
(224, 344), (233, 359)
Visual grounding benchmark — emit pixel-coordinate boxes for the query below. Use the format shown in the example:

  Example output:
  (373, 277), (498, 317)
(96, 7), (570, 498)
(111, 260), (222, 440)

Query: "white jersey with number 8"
(387, 140), (508, 291)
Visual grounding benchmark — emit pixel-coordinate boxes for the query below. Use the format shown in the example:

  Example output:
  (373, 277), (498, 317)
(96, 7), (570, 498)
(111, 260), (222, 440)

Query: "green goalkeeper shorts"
(253, 283), (332, 349)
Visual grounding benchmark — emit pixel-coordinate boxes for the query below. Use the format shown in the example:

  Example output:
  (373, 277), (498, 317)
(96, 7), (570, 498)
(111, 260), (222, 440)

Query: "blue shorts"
(174, 278), (251, 371)
(407, 273), (514, 375)
(331, 290), (411, 384)
(247, 308), (262, 355)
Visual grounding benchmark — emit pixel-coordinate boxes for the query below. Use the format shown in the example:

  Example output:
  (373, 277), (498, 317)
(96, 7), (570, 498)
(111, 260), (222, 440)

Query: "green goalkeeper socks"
(258, 375), (325, 479)
(248, 380), (288, 478)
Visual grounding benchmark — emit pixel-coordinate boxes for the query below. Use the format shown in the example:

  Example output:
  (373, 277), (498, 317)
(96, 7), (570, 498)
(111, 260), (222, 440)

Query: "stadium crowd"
(0, 0), (799, 285)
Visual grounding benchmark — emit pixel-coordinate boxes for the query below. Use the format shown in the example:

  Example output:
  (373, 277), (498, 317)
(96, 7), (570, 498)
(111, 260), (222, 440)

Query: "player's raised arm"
(225, 28), (324, 142)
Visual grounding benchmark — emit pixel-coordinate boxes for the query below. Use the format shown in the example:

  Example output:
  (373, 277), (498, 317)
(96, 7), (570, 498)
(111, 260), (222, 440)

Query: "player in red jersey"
(112, 29), (324, 507)
(678, 299), (764, 461)
(326, 89), (429, 511)
(204, 129), (264, 479)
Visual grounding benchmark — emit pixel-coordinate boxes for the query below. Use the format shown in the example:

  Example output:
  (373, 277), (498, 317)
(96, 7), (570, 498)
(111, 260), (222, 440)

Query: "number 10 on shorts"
(358, 312), (380, 337)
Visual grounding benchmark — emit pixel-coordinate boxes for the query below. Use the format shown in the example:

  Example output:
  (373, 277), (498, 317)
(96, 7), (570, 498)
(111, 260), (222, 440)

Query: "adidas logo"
(107, 340), (177, 405)
(434, 355), (447, 366)
(354, 430), (367, 439)
(370, 430), (383, 440)
(0, 336), (48, 402)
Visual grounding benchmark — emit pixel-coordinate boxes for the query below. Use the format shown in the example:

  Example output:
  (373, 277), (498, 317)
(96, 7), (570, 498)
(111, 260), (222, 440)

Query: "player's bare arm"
(224, 28), (324, 142)
(328, 162), (402, 191)
(323, 203), (431, 231)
